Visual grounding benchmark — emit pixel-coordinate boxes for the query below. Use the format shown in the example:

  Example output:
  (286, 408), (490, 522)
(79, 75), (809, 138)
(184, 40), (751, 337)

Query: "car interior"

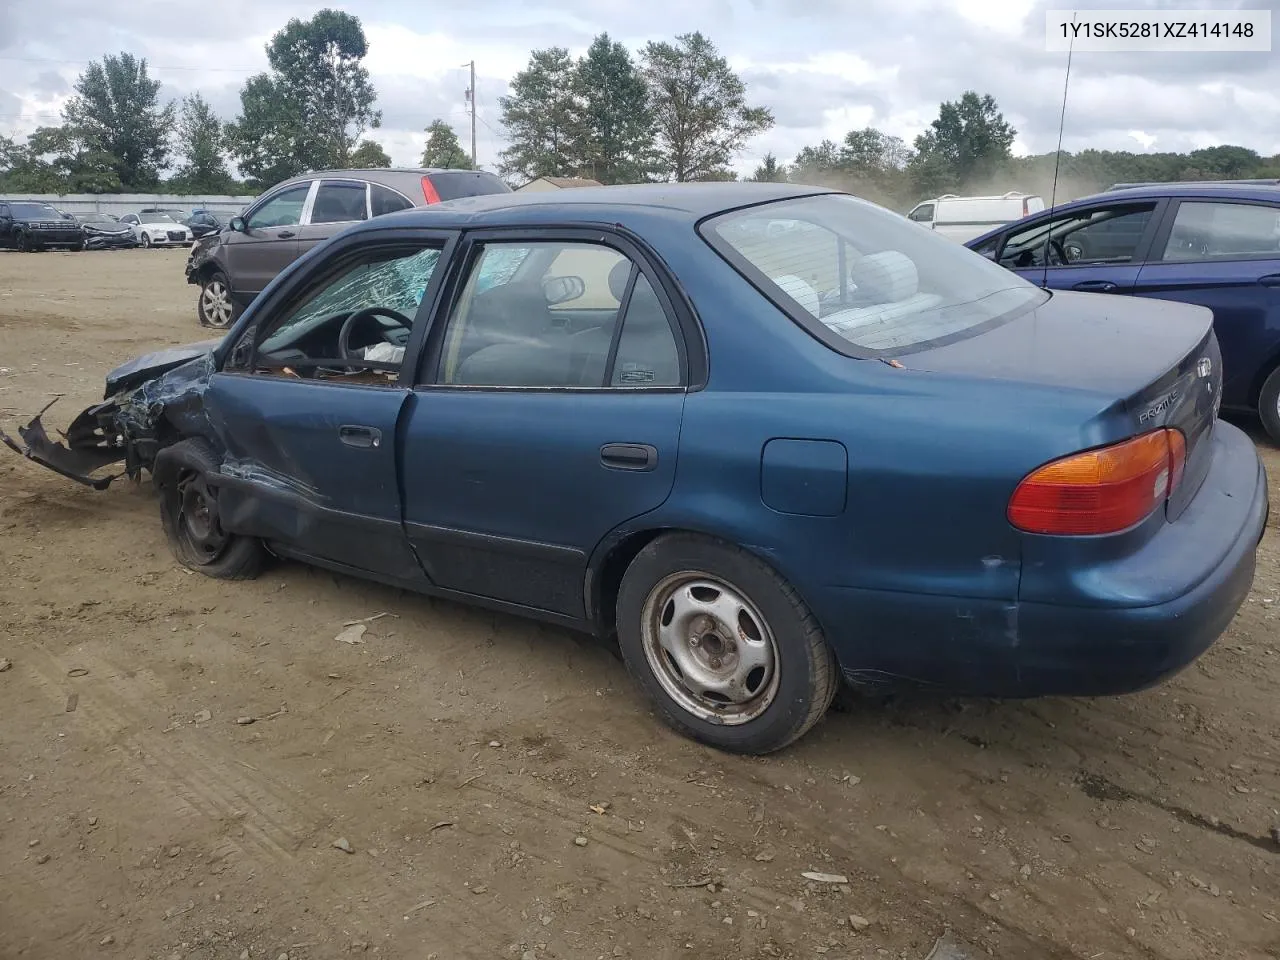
(439, 245), (681, 388)
(249, 247), (439, 384)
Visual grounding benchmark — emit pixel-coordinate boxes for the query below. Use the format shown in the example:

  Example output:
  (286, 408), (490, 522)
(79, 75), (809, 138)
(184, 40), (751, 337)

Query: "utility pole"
(464, 60), (477, 169)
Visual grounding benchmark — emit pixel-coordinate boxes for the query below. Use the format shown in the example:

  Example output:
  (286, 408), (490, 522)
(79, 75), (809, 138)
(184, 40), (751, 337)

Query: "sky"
(1, 0), (1278, 182)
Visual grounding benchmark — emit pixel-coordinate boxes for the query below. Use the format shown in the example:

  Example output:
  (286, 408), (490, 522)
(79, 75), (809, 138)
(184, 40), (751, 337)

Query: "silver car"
(185, 167), (511, 327)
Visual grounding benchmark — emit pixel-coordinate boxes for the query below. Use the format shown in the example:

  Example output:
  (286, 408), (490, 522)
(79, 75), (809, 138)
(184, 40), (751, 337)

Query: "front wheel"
(615, 533), (839, 754)
(15, 231), (32, 252)
(141, 233), (152, 248)
(1257, 366), (1280, 445)
(197, 271), (239, 328)
(153, 438), (267, 580)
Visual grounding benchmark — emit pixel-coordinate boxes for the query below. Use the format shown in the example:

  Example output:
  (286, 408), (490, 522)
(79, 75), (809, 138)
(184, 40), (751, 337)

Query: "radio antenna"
(1043, 12), (1077, 288)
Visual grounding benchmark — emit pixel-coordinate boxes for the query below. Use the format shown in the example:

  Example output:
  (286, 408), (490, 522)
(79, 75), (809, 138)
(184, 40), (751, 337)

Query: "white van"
(905, 192), (1045, 243)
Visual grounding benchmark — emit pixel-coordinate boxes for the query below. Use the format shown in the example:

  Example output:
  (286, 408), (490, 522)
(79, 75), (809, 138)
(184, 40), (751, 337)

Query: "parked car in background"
(0, 200), (85, 251)
(906, 192), (1045, 242)
(4, 183), (1266, 755)
(73, 213), (139, 250)
(185, 166), (511, 327)
(965, 182), (1280, 442)
(139, 206), (190, 222)
(184, 210), (224, 239)
(121, 212), (193, 249)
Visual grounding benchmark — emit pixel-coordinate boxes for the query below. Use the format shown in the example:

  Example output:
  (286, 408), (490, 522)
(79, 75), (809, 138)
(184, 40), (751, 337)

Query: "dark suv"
(0, 200), (84, 252)
(185, 167), (511, 327)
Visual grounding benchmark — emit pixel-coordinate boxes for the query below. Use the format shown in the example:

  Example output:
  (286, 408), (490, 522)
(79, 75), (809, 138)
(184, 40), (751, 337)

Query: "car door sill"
(267, 541), (592, 633)
(405, 520), (586, 564)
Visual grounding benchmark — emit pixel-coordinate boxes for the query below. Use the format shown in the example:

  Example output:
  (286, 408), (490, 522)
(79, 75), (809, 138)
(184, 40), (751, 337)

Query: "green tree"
(228, 8), (381, 187)
(172, 93), (233, 193)
(640, 32), (773, 182)
(572, 33), (654, 184)
(349, 139), (391, 167)
(747, 152), (788, 182)
(840, 128), (911, 176)
(61, 52), (175, 189)
(4, 125), (123, 193)
(420, 119), (473, 169)
(790, 139), (842, 182)
(910, 91), (1016, 192)
(498, 47), (582, 184)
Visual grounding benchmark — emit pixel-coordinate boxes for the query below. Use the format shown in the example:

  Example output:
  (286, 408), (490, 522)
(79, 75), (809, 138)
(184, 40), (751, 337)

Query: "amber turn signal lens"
(1008, 429), (1187, 536)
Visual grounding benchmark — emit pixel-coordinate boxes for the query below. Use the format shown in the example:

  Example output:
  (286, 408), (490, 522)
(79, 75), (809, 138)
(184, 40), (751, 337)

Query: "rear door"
(223, 181), (314, 299)
(399, 229), (688, 618)
(987, 197), (1166, 294)
(294, 178), (370, 259)
(1133, 196), (1280, 409)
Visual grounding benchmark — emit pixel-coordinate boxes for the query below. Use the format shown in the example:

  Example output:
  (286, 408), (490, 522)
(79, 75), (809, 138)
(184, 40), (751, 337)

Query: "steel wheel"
(639, 570), (781, 725)
(175, 470), (229, 564)
(200, 277), (234, 327)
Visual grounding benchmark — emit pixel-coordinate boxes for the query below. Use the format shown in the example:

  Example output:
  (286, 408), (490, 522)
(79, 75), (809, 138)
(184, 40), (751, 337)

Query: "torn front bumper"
(0, 397), (131, 489)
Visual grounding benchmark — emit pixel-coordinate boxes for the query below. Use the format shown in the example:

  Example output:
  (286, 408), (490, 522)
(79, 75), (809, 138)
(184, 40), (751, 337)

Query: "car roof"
(1071, 182), (1280, 204)
(347, 181), (837, 231)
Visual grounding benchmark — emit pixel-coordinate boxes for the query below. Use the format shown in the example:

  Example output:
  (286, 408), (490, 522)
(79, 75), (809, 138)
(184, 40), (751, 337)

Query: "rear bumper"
(819, 420), (1268, 697)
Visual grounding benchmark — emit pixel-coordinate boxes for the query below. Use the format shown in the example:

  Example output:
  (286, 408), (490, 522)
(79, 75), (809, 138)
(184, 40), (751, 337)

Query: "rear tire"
(153, 437), (267, 580)
(615, 533), (839, 755)
(1257, 366), (1280, 445)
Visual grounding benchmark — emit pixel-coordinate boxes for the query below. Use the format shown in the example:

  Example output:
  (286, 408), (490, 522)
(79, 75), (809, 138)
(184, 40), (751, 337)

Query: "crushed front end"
(0, 345), (218, 490)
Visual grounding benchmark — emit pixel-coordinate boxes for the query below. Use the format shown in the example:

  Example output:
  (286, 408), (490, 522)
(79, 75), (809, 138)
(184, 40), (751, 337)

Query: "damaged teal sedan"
(3, 183), (1268, 754)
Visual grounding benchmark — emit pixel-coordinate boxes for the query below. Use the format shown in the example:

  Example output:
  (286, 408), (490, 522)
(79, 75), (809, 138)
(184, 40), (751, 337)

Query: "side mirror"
(230, 216), (246, 232)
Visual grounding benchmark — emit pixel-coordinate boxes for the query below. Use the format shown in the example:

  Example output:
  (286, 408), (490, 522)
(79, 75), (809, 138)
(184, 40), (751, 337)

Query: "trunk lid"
(902, 289), (1221, 520)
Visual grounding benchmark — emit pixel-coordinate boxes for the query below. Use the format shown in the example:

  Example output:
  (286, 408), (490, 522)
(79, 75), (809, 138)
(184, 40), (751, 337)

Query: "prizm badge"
(1138, 389), (1179, 424)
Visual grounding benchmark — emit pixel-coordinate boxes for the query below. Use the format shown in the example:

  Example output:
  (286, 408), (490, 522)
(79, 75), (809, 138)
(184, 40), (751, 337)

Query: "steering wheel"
(338, 306), (414, 362)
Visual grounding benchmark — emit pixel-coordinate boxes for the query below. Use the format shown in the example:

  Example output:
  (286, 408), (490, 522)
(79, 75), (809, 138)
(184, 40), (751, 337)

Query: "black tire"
(70, 242), (84, 252)
(197, 270), (241, 328)
(153, 437), (267, 580)
(15, 230), (32, 252)
(141, 233), (152, 248)
(615, 532), (839, 754)
(1258, 366), (1280, 445)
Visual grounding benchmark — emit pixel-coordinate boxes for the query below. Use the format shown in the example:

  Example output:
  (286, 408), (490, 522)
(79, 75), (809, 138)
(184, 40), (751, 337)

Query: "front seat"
(452, 280), (573, 386)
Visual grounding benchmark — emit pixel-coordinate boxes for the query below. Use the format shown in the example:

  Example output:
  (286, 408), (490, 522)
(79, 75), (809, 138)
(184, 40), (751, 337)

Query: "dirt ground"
(1, 249), (1278, 960)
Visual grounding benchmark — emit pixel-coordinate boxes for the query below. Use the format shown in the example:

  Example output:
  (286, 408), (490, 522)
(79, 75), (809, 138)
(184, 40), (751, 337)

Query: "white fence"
(11, 193), (257, 218)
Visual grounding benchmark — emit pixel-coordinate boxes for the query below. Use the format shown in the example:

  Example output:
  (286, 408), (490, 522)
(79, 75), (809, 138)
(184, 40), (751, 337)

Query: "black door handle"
(600, 443), (657, 471)
(277, 230), (296, 239)
(339, 424), (381, 448)
(1259, 274), (1280, 287)
(1072, 280), (1117, 292)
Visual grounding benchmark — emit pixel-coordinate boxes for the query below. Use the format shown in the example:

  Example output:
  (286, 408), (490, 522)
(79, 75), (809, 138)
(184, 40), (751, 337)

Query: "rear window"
(427, 171), (512, 201)
(701, 193), (1047, 358)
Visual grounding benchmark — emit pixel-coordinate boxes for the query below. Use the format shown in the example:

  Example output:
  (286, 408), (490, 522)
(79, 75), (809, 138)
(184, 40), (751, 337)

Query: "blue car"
(2, 183), (1268, 754)
(965, 182), (1280, 442)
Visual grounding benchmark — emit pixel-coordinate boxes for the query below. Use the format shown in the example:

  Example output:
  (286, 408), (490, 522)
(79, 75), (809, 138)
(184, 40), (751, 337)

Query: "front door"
(224, 181), (314, 301)
(400, 233), (689, 618)
(295, 179), (371, 260)
(991, 198), (1166, 295)
(1134, 196), (1280, 409)
(207, 235), (450, 583)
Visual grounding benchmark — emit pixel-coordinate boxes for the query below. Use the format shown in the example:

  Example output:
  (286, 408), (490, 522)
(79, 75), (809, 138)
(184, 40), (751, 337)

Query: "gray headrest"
(608, 260), (633, 302)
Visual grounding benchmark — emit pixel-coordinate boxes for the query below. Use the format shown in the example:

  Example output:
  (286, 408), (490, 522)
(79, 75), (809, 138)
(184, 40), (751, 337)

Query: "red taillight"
(1008, 429), (1187, 536)
(421, 176), (441, 204)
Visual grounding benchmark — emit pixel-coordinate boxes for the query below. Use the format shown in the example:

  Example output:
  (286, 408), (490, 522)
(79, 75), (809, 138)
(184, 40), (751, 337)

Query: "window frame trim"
(307, 178), (375, 227)
(411, 225), (702, 394)
(1149, 196), (1280, 265)
(218, 225), (460, 390)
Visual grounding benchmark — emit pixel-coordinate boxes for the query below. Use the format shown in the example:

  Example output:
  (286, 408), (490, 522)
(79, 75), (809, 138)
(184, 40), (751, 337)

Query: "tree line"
(1, 6), (1277, 205)
(750, 91), (1280, 211)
